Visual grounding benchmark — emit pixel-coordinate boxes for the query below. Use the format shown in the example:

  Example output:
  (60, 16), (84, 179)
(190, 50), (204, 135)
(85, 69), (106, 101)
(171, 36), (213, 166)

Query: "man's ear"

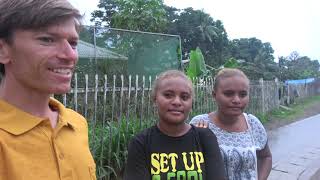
(153, 97), (158, 108)
(212, 90), (218, 102)
(212, 90), (216, 97)
(0, 39), (11, 65)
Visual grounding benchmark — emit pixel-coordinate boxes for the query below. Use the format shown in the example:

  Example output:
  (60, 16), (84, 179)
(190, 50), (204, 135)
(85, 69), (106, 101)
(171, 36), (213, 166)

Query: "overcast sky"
(69, 0), (320, 61)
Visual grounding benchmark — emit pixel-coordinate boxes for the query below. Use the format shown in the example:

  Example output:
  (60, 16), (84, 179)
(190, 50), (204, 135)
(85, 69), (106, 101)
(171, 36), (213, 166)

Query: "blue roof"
(285, 78), (315, 85)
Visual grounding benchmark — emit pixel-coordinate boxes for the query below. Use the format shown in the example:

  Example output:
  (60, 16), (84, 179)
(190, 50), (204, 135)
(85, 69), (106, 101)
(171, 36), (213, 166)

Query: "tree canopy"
(278, 51), (320, 81)
(91, 0), (167, 32)
(90, 0), (319, 80)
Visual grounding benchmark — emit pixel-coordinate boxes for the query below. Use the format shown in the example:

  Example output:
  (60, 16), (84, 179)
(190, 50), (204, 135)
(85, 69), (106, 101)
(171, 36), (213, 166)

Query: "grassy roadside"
(270, 95), (320, 120)
(258, 95), (320, 129)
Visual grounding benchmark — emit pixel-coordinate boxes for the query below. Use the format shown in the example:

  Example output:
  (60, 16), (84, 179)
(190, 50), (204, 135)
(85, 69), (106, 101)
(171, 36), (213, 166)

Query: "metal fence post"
(259, 78), (265, 114)
(275, 78), (280, 108)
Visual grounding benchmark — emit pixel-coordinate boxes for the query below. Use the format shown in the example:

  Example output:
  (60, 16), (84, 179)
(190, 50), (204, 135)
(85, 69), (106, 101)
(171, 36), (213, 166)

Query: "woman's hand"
(195, 120), (209, 128)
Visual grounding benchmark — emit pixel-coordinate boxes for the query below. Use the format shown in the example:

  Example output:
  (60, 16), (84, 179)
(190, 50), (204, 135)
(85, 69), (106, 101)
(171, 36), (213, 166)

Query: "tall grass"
(89, 118), (156, 179)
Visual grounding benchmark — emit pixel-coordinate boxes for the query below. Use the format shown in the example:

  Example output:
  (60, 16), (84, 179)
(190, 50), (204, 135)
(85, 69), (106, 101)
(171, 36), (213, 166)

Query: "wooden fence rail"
(56, 74), (318, 122)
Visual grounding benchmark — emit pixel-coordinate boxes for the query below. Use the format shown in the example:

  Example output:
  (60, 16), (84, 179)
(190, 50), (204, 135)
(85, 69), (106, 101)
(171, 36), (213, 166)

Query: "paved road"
(268, 113), (320, 179)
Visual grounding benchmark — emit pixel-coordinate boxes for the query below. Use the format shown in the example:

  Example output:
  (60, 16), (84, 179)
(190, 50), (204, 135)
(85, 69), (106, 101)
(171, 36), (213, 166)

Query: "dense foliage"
(90, 0), (319, 80)
(278, 51), (320, 81)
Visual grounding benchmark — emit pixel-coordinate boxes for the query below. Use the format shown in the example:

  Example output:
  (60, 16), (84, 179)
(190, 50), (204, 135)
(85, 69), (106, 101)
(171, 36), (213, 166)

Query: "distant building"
(77, 40), (127, 61)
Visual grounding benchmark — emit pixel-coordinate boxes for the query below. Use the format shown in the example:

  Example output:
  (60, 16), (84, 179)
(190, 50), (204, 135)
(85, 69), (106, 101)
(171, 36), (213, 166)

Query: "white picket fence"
(54, 73), (319, 123)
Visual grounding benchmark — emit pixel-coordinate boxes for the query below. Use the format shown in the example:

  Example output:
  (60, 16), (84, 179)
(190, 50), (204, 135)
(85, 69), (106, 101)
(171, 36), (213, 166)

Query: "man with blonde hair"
(0, 0), (96, 179)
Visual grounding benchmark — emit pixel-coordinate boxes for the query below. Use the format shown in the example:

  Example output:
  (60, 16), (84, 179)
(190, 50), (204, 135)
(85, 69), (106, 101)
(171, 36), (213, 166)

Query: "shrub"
(89, 117), (156, 179)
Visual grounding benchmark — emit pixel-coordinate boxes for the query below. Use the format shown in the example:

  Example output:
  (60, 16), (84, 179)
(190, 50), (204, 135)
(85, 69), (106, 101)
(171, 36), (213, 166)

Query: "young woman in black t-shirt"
(124, 70), (226, 180)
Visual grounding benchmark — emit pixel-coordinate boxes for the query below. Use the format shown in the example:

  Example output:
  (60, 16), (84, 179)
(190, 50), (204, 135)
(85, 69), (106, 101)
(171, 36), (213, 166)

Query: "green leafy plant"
(186, 47), (210, 80)
(223, 57), (239, 68)
(89, 118), (156, 179)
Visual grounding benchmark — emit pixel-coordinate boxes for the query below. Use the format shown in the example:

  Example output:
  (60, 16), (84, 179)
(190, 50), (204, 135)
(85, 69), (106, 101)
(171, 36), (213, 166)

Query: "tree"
(230, 38), (274, 63)
(91, 0), (167, 32)
(278, 52), (320, 80)
(91, 0), (118, 26)
(197, 13), (218, 43)
(166, 8), (230, 68)
(288, 51), (300, 61)
(229, 37), (277, 80)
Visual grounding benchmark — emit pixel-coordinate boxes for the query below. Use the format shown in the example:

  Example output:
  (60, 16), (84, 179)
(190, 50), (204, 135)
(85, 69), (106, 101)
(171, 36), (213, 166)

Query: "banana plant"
(223, 57), (239, 68)
(186, 47), (210, 80)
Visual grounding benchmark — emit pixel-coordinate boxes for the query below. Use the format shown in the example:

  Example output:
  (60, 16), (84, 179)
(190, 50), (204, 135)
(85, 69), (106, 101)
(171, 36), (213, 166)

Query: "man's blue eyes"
(39, 37), (54, 43)
(38, 37), (78, 49)
(69, 41), (78, 49)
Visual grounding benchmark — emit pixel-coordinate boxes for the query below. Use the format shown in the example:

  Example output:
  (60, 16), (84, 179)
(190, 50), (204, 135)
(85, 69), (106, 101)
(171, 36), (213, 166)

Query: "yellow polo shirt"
(0, 98), (96, 180)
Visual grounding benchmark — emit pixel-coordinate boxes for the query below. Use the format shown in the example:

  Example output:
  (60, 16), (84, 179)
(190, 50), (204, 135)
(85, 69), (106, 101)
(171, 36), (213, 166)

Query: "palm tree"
(197, 11), (218, 43)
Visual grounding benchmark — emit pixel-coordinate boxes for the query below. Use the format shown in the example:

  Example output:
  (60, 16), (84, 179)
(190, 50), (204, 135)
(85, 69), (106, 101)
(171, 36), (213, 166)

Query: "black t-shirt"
(124, 125), (226, 180)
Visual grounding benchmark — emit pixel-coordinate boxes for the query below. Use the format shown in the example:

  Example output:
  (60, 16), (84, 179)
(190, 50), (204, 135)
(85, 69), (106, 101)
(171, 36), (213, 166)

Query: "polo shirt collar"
(49, 98), (76, 130)
(0, 98), (75, 135)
